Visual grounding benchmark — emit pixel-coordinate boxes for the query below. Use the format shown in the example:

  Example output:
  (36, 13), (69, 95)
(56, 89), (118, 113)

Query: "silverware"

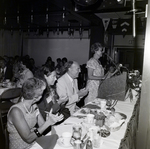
(72, 115), (86, 119)
(63, 123), (74, 125)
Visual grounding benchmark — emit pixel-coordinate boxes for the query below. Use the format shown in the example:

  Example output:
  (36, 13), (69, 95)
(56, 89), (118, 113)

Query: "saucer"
(57, 138), (72, 148)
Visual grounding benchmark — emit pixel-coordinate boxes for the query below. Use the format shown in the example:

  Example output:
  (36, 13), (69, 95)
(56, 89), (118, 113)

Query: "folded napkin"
(36, 134), (58, 149)
(63, 117), (83, 125)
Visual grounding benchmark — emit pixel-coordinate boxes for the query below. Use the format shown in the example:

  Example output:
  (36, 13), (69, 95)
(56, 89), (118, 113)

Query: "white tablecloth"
(50, 90), (138, 149)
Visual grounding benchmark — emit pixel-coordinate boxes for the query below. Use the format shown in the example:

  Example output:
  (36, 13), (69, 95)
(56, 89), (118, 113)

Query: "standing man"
(56, 61), (88, 115)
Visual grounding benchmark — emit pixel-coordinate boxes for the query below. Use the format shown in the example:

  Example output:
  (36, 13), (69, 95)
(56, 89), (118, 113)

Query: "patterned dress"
(7, 103), (39, 149)
(84, 58), (104, 104)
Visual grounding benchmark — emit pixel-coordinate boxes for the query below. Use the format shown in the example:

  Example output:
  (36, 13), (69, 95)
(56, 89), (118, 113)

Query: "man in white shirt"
(56, 61), (88, 115)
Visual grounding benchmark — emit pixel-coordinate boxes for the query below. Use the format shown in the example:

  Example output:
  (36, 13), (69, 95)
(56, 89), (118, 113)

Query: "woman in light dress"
(84, 42), (106, 104)
(7, 77), (64, 149)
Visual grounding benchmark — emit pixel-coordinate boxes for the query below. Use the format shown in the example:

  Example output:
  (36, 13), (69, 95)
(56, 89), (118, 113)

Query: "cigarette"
(44, 111), (49, 114)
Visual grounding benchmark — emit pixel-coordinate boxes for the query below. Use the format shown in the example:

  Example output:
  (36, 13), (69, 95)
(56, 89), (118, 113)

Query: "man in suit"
(0, 58), (13, 82)
(56, 61), (89, 115)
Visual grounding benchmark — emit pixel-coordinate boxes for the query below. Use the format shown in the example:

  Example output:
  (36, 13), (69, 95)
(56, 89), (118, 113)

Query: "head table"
(47, 89), (139, 149)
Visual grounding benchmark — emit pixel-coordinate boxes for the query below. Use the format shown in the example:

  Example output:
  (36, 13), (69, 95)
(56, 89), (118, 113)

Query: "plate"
(117, 112), (127, 120)
(105, 112), (127, 132)
(99, 129), (110, 138)
(57, 138), (72, 148)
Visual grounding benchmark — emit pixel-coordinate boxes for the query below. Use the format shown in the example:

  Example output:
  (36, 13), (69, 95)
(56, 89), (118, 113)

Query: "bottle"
(86, 140), (93, 149)
(71, 125), (82, 146)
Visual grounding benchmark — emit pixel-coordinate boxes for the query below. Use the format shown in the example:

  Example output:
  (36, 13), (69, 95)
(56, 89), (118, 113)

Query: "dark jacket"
(37, 87), (70, 122)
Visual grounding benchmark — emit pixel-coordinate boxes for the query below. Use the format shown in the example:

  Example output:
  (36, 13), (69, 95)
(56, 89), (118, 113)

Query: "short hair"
(22, 77), (46, 100)
(62, 57), (68, 63)
(56, 58), (61, 62)
(91, 42), (104, 54)
(64, 61), (74, 72)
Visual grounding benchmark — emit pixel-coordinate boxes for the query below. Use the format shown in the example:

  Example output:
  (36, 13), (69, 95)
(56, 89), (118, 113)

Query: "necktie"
(1, 69), (4, 82)
(72, 80), (76, 94)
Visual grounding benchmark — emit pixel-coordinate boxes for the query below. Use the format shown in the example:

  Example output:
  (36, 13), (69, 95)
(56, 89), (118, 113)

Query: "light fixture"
(57, 22), (60, 35)
(68, 22), (71, 36)
(74, 0), (99, 7)
(3, 11), (7, 25)
(46, 25), (49, 37)
(19, 26), (22, 35)
(88, 28), (91, 39)
(35, 26), (39, 36)
(117, 0), (126, 5)
(79, 23), (83, 40)
(27, 25), (30, 36)
(17, 10), (19, 24)
(11, 26), (13, 36)
(31, 9), (33, 23)
(70, 28), (74, 36)
(46, 7), (49, 23)
(62, 7), (66, 22)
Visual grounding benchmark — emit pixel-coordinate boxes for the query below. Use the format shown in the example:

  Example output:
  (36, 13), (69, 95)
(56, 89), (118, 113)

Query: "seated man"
(56, 61), (89, 115)
(0, 58), (13, 82)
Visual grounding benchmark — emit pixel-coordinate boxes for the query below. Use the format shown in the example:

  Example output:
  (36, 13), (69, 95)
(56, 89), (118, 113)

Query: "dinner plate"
(57, 138), (72, 148)
(116, 112), (127, 120)
(105, 112), (127, 132)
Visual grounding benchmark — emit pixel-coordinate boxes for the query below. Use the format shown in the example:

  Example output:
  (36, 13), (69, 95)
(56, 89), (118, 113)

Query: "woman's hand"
(46, 109), (64, 125)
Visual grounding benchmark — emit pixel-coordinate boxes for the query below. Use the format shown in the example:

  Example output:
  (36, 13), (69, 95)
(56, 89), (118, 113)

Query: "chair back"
(0, 87), (22, 149)
(0, 109), (9, 149)
(0, 88), (22, 102)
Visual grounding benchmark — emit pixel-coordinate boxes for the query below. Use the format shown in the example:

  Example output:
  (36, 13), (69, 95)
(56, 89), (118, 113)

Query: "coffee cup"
(88, 126), (100, 141)
(60, 132), (72, 146)
(93, 134), (101, 148)
(86, 114), (94, 124)
(5, 79), (10, 83)
(7, 82), (12, 87)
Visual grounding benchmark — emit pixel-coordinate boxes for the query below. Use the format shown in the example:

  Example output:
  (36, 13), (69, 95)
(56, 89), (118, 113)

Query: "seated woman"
(7, 77), (64, 149)
(12, 61), (34, 87)
(35, 66), (70, 122)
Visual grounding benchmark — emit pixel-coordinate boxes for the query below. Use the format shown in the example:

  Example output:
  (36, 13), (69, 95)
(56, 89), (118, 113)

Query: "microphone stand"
(104, 53), (121, 75)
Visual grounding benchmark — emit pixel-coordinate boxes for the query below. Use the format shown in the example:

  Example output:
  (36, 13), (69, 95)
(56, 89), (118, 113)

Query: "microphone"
(104, 53), (121, 74)
(104, 53), (118, 68)
(118, 64), (129, 73)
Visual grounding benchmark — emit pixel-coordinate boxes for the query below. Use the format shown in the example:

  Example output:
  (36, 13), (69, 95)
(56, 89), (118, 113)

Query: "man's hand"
(57, 96), (68, 105)
(78, 88), (89, 99)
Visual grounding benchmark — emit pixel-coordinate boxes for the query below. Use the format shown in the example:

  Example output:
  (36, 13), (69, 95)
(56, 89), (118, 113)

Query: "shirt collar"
(66, 72), (74, 82)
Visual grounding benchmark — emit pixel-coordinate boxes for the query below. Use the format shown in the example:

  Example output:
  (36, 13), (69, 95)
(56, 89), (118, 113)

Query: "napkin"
(63, 117), (82, 125)
(36, 134), (58, 149)
(84, 104), (100, 109)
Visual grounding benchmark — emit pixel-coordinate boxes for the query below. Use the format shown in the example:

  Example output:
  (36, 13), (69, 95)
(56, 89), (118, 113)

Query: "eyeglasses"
(101, 47), (105, 53)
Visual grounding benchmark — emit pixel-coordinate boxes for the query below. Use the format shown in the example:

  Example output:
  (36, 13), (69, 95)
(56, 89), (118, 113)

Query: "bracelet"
(34, 129), (42, 137)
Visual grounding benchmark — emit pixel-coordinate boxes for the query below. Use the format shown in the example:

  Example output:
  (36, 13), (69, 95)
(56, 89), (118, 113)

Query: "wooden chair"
(0, 87), (22, 149)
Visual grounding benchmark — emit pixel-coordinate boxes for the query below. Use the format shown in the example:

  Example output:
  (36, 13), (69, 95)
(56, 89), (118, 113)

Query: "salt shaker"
(73, 140), (82, 149)
(71, 125), (82, 146)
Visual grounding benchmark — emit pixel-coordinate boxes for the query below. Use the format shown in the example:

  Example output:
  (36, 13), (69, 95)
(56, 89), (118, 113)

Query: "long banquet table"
(50, 89), (139, 149)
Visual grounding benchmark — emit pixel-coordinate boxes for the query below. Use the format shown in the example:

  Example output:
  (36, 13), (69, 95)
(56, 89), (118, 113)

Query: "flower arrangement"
(127, 70), (142, 92)
(126, 70), (142, 101)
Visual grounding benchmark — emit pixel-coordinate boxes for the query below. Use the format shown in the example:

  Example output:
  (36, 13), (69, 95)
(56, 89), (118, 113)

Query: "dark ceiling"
(0, 0), (148, 32)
